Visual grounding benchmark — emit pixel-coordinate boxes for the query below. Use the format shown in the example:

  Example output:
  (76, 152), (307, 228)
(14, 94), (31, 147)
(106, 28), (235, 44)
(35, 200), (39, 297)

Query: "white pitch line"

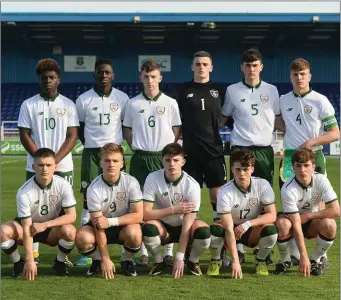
(1, 160), (19, 165)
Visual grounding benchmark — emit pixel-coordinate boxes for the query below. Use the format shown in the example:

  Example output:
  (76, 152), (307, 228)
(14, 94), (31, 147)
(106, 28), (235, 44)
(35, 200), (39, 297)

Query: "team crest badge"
(210, 90), (219, 98)
(260, 94), (269, 103)
(156, 106), (165, 115)
(311, 192), (319, 202)
(249, 198), (258, 207)
(49, 195), (59, 204)
(304, 105), (312, 114)
(81, 181), (88, 188)
(76, 56), (84, 66)
(110, 103), (119, 112)
(173, 193), (183, 203)
(56, 108), (66, 116)
(117, 192), (127, 201)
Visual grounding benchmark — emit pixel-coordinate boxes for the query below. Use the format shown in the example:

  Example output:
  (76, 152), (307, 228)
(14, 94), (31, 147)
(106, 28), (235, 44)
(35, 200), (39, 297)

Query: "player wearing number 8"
(0, 148), (77, 280)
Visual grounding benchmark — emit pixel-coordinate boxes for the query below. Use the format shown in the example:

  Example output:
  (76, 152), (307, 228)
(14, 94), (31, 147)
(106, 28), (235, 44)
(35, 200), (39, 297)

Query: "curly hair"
(35, 58), (61, 76)
(230, 147), (255, 167)
(291, 148), (315, 165)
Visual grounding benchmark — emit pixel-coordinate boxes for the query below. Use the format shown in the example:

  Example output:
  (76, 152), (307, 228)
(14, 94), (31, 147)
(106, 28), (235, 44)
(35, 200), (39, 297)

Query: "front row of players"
(1, 144), (339, 280)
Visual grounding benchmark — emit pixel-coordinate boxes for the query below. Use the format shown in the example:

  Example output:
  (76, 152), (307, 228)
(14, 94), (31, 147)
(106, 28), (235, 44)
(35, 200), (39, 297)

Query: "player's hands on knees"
(234, 225), (246, 240)
(231, 260), (243, 279)
(31, 223), (47, 236)
(299, 256), (311, 278)
(92, 216), (109, 230)
(172, 259), (184, 279)
(23, 260), (37, 281)
(101, 258), (115, 280)
(173, 201), (196, 214)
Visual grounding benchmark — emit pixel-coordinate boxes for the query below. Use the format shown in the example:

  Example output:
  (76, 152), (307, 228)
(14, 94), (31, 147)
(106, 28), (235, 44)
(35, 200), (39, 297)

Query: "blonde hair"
(100, 143), (124, 159)
(290, 58), (311, 72)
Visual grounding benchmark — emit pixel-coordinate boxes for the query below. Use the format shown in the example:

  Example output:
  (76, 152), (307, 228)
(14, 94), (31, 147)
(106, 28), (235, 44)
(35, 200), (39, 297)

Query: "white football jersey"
(217, 177), (275, 225)
(280, 90), (337, 150)
(281, 173), (337, 214)
(16, 175), (76, 223)
(143, 169), (201, 227)
(123, 92), (182, 151)
(76, 88), (129, 148)
(222, 81), (280, 146)
(17, 93), (79, 172)
(87, 172), (142, 218)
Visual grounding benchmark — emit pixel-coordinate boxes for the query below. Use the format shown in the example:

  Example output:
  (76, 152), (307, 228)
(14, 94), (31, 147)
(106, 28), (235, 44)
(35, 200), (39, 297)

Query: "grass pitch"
(1, 157), (340, 300)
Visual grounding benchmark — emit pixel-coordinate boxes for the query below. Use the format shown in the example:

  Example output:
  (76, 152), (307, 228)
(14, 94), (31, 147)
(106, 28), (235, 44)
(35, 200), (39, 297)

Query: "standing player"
(123, 59), (182, 266)
(17, 58), (79, 264)
(275, 149), (339, 277)
(208, 148), (278, 277)
(142, 143), (211, 278)
(75, 143), (143, 278)
(220, 48), (284, 263)
(75, 58), (129, 266)
(0, 148), (77, 279)
(279, 58), (339, 264)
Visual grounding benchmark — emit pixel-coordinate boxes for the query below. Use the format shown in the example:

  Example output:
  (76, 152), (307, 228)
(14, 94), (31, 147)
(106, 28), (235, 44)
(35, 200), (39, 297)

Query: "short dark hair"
(241, 48), (262, 63)
(230, 148), (255, 167)
(193, 50), (212, 61)
(162, 143), (185, 158)
(291, 148), (315, 165)
(35, 59), (60, 76)
(34, 148), (56, 160)
(141, 59), (160, 73)
(95, 58), (113, 71)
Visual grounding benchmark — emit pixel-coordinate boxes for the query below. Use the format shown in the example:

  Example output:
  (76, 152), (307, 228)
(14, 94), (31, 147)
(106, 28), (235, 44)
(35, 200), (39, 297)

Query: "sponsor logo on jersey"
(81, 181), (88, 188)
(103, 198), (109, 203)
(34, 200), (39, 205)
(56, 108), (67, 116)
(298, 198), (303, 202)
(138, 109), (145, 113)
(37, 111), (44, 116)
(239, 99), (245, 102)
(162, 192), (168, 196)
(233, 204), (239, 208)
(249, 198), (258, 207)
(49, 195), (59, 204)
(173, 193), (183, 203)
(187, 94), (193, 98)
(304, 105), (312, 114)
(92, 107), (98, 111)
(260, 94), (269, 103)
(286, 108), (293, 111)
(117, 192), (127, 201)
(156, 106), (165, 115)
(210, 90), (219, 98)
(311, 192), (319, 202)
(110, 103), (119, 112)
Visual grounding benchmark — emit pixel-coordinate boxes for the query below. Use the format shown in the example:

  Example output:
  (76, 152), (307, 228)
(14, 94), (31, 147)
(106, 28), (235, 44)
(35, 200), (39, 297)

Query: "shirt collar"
(233, 178), (252, 194)
(101, 174), (121, 187)
(142, 90), (162, 101)
(40, 91), (59, 101)
(164, 171), (184, 186)
(293, 87), (312, 98)
(242, 78), (261, 89)
(34, 176), (53, 190)
(94, 87), (112, 97)
(294, 176), (313, 190)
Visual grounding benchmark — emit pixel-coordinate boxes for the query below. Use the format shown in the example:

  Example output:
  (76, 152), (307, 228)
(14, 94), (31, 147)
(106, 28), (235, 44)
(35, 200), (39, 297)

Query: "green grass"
(1, 157), (340, 300)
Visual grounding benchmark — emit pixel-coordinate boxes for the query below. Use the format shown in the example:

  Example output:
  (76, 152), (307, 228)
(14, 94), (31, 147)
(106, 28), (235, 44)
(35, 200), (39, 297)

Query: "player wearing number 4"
(75, 143), (143, 279)
(0, 148), (77, 279)
(275, 149), (339, 277)
(142, 143), (211, 278)
(17, 59), (79, 265)
(208, 148), (278, 278)
(123, 60), (182, 266)
(75, 58), (129, 266)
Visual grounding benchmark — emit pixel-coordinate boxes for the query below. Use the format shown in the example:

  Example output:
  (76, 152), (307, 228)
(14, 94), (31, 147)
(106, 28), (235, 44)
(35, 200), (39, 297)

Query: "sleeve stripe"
(67, 126), (80, 128)
(62, 204), (76, 209)
(172, 125), (182, 127)
(275, 114), (282, 116)
(17, 215), (31, 219)
(122, 126), (132, 129)
(262, 202), (276, 206)
(89, 210), (102, 213)
(218, 212), (231, 215)
(325, 198), (338, 204)
(285, 211), (299, 214)
(129, 199), (142, 204)
(17, 126), (31, 129)
(322, 115), (336, 122)
(143, 199), (154, 203)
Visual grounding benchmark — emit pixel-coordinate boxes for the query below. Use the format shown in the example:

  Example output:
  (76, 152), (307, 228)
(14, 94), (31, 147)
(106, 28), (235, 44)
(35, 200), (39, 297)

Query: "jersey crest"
(56, 108), (66, 116)
(49, 195), (59, 204)
(311, 192), (319, 202)
(210, 90), (219, 98)
(304, 105), (312, 114)
(156, 106), (165, 115)
(260, 94), (269, 103)
(116, 192), (127, 201)
(249, 198), (259, 207)
(173, 193), (183, 203)
(110, 103), (119, 112)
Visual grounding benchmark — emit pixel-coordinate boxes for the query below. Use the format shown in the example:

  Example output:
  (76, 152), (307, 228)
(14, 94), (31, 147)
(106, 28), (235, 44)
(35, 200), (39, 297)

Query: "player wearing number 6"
(17, 58), (79, 264)
(0, 148), (77, 280)
(75, 143), (143, 279)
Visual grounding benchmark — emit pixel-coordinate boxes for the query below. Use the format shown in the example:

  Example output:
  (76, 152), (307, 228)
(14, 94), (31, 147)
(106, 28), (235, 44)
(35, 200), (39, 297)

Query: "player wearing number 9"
(0, 148), (77, 280)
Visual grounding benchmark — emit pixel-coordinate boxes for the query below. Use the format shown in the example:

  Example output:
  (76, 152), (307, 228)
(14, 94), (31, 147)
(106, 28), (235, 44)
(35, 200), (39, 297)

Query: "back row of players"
(1, 48), (339, 280)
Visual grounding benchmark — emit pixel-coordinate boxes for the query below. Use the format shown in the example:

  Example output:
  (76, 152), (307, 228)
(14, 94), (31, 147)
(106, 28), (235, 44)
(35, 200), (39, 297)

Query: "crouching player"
(142, 143), (211, 278)
(1, 148), (77, 279)
(275, 148), (339, 277)
(208, 148), (278, 278)
(76, 143), (143, 279)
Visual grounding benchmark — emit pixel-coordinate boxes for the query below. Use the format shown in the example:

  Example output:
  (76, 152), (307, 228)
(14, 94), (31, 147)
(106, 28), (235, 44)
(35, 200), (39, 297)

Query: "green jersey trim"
(63, 204), (76, 209)
(130, 199), (142, 204)
(143, 199), (154, 203)
(322, 116), (338, 129)
(285, 211), (299, 214)
(262, 201), (276, 206)
(325, 198), (338, 204)
(17, 215), (31, 219)
(218, 212), (231, 215)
